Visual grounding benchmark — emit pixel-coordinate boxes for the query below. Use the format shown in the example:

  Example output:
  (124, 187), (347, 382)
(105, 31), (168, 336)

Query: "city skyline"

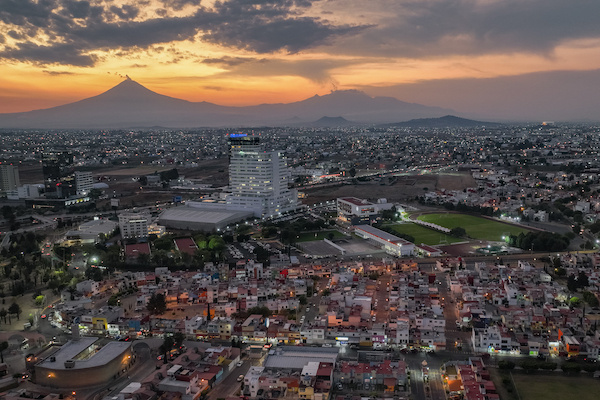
(2, 1), (600, 121)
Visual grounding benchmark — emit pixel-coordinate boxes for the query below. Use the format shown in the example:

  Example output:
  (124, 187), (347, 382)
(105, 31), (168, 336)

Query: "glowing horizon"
(2, 1), (600, 120)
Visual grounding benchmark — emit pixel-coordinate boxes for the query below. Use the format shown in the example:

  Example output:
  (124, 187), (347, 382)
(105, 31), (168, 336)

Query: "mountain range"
(0, 78), (461, 129)
(381, 115), (503, 128)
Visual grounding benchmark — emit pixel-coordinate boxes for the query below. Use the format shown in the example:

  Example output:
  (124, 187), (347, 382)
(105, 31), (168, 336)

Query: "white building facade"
(353, 224), (415, 256)
(118, 213), (150, 239)
(227, 135), (298, 217)
(0, 164), (20, 195)
(75, 171), (93, 196)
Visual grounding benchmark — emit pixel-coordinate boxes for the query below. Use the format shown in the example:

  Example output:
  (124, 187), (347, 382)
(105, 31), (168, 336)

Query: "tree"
(498, 360), (515, 370)
(137, 252), (151, 266)
(107, 294), (119, 306)
(539, 361), (557, 371)
(561, 362), (582, 375)
(208, 236), (225, 252)
(89, 188), (103, 199)
(570, 297), (581, 307)
(555, 267), (567, 277)
(253, 247), (270, 263)
(34, 295), (45, 307)
(583, 291), (600, 308)
(247, 306), (271, 318)
(299, 295), (307, 305)
(0, 341), (8, 363)
(8, 303), (21, 320)
(160, 168), (179, 182)
(449, 227), (466, 238)
(85, 267), (104, 282)
(154, 235), (175, 251)
(159, 336), (174, 363)
(173, 332), (185, 348)
(147, 293), (167, 315)
(577, 271), (589, 288)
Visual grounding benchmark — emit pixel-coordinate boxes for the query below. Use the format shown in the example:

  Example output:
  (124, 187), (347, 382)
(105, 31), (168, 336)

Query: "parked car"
(237, 361), (244, 367)
(237, 374), (244, 382)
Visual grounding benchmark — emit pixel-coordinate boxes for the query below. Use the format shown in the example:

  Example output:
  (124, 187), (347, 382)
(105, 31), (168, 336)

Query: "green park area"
(511, 373), (600, 400)
(417, 213), (529, 241)
(384, 223), (462, 246)
(296, 230), (346, 242)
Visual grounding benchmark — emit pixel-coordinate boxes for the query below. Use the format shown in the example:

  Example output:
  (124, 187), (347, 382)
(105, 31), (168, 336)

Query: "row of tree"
(0, 303), (22, 325)
(499, 358), (600, 374)
(508, 231), (570, 252)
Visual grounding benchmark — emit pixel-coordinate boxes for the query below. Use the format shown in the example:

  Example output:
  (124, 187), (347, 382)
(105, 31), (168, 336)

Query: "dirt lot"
(17, 159), (474, 209)
(436, 172), (477, 191)
(16, 162), (44, 184)
(302, 172), (475, 204)
(17, 158), (229, 185)
(96, 158), (229, 184)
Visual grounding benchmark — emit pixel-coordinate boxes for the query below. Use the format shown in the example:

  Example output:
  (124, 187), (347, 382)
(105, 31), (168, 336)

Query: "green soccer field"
(512, 373), (600, 400)
(384, 223), (463, 246)
(416, 213), (530, 241)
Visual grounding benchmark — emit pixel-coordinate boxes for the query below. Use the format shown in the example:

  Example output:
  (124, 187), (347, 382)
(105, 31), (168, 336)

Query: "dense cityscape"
(1, 122), (600, 400)
(2, 1), (600, 399)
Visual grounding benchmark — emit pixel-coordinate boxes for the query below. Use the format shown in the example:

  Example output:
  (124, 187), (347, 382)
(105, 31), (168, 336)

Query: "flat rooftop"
(339, 197), (373, 206)
(354, 224), (412, 246)
(159, 206), (252, 224)
(264, 346), (339, 370)
(37, 337), (131, 370)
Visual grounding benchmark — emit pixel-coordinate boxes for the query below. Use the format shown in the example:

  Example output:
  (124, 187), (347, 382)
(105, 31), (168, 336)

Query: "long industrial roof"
(160, 206), (251, 224)
(37, 337), (131, 370)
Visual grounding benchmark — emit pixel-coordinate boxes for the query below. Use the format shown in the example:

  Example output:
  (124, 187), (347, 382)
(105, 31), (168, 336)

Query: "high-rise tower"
(0, 164), (20, 195)
(227, 134), (298, 217)
(42, 151), (76, 199)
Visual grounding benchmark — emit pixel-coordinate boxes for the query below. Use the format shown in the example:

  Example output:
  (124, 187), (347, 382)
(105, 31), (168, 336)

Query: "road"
(84, 345), (154, 400)
(301, 278), (328, 326)
(207, 360), (252, 400)
(374, 275), (391, 323)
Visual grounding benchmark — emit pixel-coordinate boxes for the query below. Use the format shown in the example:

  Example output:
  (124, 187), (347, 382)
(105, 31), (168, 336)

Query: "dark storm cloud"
(205, 57), (358, 85)
(109, 5), (140, 20)
(0, 0), (56, 27)
(1, 42), (99, 66)
(404, 0), (600, 53)
(42, 69), (76, 75)
(160, 0), (201, 11)
(0, 0), (365, 66)
(7, 30), (22, 39)
(334, 0), (600, 57)
(202, 56), (258, 67)
(64, 0), (92, 19)
(204, 16), (365, 53)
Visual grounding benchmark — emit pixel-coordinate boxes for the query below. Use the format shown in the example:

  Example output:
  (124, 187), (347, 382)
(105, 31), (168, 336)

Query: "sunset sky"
(2, 0), (600, 120)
